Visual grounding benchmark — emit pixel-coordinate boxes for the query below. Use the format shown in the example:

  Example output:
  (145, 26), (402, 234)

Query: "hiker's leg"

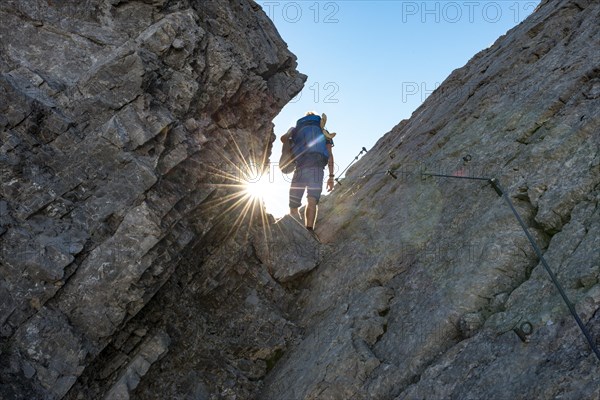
(305, 167), (324, 229)
(306, 196), (318, 229)
(289, 169), (305, 221)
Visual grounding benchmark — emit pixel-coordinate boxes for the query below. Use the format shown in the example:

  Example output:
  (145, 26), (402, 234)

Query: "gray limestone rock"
(103, 331), (170, 400)
(262, 0), (600, 399)
(254, 215), (320, 283)
(0, 0), (304, 398)
(1, 0), (599, 399)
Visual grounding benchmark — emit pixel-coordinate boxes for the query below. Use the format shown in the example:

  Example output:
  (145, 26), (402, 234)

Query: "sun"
(243, 165), (289, 217)
(196, 128), (291, 245)
(244, 173), (273, 200)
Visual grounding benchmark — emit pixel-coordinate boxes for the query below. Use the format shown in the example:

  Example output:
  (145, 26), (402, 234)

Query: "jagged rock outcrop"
(255, 215), (321, 283)
(0, 0), (304, 398)
(261, 0), (600, 398)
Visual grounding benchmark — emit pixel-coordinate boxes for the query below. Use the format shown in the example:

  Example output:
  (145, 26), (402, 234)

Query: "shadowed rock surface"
(1, 0), (304, 398)
(1, 0), (599, 399)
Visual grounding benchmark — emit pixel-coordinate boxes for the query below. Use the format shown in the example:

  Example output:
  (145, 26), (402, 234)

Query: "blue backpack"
(291, 115), (329, 164)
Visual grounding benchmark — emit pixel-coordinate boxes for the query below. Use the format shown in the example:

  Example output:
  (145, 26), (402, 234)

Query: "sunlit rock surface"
(263, 0), (600, 398)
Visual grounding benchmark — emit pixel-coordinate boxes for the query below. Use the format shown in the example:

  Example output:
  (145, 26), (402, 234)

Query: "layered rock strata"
(2, 0), (599, 399)
(0, 0), (304, 398)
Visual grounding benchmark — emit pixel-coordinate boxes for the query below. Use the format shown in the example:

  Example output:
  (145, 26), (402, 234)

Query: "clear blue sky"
(254, 0), (540, 216)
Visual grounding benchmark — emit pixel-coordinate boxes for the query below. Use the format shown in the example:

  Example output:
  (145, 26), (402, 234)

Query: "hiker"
(285, 112), (335, 231)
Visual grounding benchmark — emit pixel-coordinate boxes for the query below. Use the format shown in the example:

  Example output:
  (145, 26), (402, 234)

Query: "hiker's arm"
(326, 144), (334, 191)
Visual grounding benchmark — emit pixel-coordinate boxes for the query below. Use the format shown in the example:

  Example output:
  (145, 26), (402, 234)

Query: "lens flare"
(243, 166), (271, 200)
(195, 127), (290, 248)
(243, 166), (289, 218)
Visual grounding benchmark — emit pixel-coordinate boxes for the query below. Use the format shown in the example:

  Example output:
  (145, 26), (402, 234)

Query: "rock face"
(262, 0), (600, 398)
(1, 0), (599, 399)
(0, 0), (304, 398)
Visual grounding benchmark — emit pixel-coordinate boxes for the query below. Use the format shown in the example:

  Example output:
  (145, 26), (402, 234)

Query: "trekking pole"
(335, 147), (367, 185)
(424, 172), (600, 362)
